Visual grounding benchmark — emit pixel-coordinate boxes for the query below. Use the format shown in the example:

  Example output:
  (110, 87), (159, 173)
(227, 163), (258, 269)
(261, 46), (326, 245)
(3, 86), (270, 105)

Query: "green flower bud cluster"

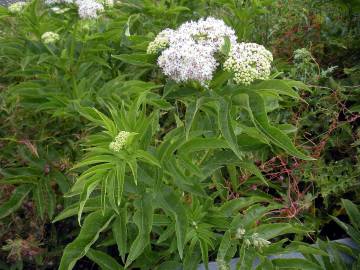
(109, 131), (131, 152)
(41, 32), (60, 44)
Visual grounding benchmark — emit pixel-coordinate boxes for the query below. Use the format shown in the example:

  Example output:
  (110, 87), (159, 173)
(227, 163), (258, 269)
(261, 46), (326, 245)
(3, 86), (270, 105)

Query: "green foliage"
(0, 0), (359, 269)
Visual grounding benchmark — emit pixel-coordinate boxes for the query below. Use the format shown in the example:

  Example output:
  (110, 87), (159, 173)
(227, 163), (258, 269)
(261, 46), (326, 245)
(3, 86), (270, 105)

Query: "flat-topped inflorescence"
(148, 18), (273, 86)
(109, 131), (131, 152)
(41, 31), (60, 44)
(147, 17), (238, 86)
(224, 42), (273, 85)
(8, 1), (27, 13)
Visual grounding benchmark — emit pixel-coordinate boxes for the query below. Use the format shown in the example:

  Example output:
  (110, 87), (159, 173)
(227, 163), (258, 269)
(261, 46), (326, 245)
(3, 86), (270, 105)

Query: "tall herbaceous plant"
(1, 1), (318, 269)
(55, 16), (314, 270)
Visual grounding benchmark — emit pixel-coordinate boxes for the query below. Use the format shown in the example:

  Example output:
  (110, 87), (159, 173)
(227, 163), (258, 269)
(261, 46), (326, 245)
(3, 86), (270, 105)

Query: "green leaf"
(179, 137), (229, 154)
(185, 97), (208, 140)
(341, 199), (360, 230)
(86, 249), (123, 270)
(59, 210), (115, 270)
(125, 194), (153, 268)
(244, 93), (314, 160)
(111, 54), (154, 66)
(134, 150), (161, 167)
(116, 162), (126, 206)
(78, 177), (101, 225)
(271, 258), (322, 270)
(217, 230), (233, 260)
(112, 208), (128, 262)
(127, 159), (138, 185)
(34, 183), (45, 220)
(218, 98), (244, 160)
(199, 239), (209, 270)
(220, 196), (271, 217)
(157, 187), (188, 259)
(251, 79), (302, 100)
(250, 223), (308, 240)
(53, 197), (101, 223)
(0, 185), (30, 219)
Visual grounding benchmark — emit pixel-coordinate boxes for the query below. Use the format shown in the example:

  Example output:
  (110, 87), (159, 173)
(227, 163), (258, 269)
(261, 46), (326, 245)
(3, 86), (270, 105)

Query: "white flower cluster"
(76, 0), (104, 19)
(148, 18), (273, 86)
(41, 31), (60, 44)
(224, 42), (273, 85)
(243, 232), (271, 249)
(148, 17), (237, 86)
(45, 0), (73, 5)
(45, 0), (108, 19)
(8, 1), (27, 13)
(235, 227), (246, 239)
(109, 131), (131, 152)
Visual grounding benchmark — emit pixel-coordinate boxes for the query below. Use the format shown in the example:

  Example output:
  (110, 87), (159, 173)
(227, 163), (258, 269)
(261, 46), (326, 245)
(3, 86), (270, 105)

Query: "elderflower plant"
(109, 131), (131, 152)
(8, 1), (27, 14)
(41, 32), (60, 44)
(224, 42), (273, 85)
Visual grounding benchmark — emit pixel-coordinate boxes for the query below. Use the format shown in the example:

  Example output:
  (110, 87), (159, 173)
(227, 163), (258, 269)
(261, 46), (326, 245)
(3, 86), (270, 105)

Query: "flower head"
(235, 228), (246, 239)
(250, 233), (271, 249)
(45, 0), (73, 5)
(146, 29), (173, 54)
(224, 42), (273, 85)
(41, 32), (60, 44)
(75, 0), (104, 19)
(109, 131), (131, 152)
(149, 17), (237, 86)
(8, 2), (27, 13)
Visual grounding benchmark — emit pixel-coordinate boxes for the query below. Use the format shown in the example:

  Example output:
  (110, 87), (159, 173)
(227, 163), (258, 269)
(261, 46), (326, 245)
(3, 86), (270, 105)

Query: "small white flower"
(244, 239), (251, 246)
(109, 131), (131, 152)
(250, 233), (271, 249)
(235, 227), (246, 239)
(224, 42), (273, 85)
(75, 0), (104, 19)
(8, 1), (27, 13)
(41, 31), (60, 44)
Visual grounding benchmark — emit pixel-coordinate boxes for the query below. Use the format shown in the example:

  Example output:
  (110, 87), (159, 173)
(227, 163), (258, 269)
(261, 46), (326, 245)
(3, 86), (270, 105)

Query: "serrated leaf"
(157, 187), (188, 259)
(112, 208), (128, 262)
(244, 93), (314, 160)
(86, 248), (123, 270)
(271, 258), (322, 270)
(341, 199), (360, 230)
(125, 194), (153, 268)
(218, 98), (244, 160)
(59, 210), (115, 270)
